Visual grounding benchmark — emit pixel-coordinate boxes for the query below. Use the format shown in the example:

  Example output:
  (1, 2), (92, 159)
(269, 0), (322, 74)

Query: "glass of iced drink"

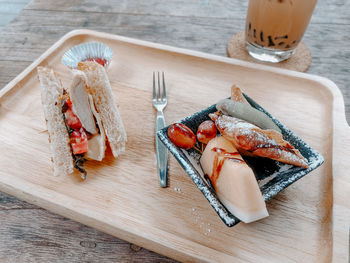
(245, 0), (317, 63)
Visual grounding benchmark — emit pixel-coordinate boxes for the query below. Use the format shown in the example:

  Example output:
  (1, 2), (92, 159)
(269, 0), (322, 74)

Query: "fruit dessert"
(200, 136), (268, 223)
(166, 85), (308, 223)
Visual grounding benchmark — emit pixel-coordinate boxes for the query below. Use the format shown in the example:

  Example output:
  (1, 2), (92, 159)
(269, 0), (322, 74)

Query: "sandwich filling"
(62, 97), (89, 178)
(61, 73), (107, 179)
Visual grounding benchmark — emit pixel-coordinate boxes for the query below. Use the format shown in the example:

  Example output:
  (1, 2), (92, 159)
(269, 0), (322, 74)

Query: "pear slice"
(216, 98), (281, 133)
(200, 136), (268, 223)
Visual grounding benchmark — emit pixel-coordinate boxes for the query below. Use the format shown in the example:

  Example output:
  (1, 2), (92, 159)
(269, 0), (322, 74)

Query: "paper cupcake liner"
(62, 42), (113, 69)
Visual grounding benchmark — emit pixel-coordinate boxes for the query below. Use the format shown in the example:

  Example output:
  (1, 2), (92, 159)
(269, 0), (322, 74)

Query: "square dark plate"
(157, 94), (324, 227)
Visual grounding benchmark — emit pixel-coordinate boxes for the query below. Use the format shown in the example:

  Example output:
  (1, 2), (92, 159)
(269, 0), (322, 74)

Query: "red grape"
(196, 120), (217, 144)
(168, 123), (196, 150)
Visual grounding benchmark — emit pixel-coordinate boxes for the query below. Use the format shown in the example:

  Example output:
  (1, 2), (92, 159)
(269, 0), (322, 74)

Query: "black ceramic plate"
(157, 94), (324, 227)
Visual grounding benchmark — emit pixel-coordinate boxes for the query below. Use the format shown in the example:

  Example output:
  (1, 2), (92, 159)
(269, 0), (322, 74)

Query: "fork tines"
(153, 72), (166, 102)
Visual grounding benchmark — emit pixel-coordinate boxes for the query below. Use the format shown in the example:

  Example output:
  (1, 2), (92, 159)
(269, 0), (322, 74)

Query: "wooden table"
(0, 0), (349, 262)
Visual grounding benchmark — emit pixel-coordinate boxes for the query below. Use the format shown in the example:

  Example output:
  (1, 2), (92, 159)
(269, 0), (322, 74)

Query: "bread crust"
(78, 61), (127, 157)
(37, 67), (73, 176)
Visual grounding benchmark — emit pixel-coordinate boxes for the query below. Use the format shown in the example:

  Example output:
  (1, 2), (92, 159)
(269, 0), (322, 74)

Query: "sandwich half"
(37, 61), (127, 178)
(77, 61), (127, 157)
(37, 67), (74, 176)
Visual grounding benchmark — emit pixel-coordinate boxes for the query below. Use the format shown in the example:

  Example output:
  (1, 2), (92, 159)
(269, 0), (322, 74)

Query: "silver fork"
(152, 72), (168, 187)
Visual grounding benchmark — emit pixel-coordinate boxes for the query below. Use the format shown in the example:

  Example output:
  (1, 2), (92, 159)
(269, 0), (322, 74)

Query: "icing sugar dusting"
(217, 114), (308, 167)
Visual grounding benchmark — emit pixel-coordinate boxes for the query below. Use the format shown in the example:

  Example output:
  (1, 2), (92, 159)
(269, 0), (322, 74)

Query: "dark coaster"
(227, 31), (312, 72)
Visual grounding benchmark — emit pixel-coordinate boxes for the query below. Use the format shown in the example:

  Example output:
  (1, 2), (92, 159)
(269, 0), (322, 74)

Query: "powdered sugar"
(216, 114), (308, 167)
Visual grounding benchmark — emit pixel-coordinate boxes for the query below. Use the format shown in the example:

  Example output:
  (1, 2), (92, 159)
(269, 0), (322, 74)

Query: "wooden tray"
(0, 29), (349, 263)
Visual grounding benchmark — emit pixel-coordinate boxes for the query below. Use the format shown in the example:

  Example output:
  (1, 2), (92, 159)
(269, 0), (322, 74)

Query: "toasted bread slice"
(37, 67), (73, 176)
(78, 61), (127, 157)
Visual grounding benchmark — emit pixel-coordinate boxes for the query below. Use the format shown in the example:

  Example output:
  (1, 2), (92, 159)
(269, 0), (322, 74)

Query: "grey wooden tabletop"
(0, 0), (349, 262)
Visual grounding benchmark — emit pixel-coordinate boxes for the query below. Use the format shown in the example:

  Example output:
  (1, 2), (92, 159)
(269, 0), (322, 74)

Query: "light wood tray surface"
(0, 30), (349, 263)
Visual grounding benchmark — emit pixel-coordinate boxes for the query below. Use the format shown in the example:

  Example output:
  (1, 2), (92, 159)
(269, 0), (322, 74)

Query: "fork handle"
(156, 111), (168, 187)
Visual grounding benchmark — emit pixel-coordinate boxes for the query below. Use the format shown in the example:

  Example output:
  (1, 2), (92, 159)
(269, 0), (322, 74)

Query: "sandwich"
(37, 61), (127, 179)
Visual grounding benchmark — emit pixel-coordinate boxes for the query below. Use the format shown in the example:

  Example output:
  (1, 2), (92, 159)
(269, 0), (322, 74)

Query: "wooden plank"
(0, 9), (347, 64)
(25, 0), (250, 17)
(25, 0), (350, 24)
(0, 0), (30, 28)
(0, 0), (30, 3)
(0, 3), (29, 14)
(0, 60), (32, 88)
(0, 7), (349, 122)
(0, 205), (177, 263)
(0, 15), (18, 28)
(0, 191), (36, 210)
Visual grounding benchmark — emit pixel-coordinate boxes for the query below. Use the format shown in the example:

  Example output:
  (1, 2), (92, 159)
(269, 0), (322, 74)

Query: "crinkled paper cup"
(62, 42), (113, 69)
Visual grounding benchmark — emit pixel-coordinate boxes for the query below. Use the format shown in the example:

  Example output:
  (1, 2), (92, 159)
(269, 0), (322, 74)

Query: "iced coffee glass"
(245, 0), (317, 63)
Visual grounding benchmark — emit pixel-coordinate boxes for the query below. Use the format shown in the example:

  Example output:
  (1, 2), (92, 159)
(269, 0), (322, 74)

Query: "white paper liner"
(62, 42), (113, 69)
